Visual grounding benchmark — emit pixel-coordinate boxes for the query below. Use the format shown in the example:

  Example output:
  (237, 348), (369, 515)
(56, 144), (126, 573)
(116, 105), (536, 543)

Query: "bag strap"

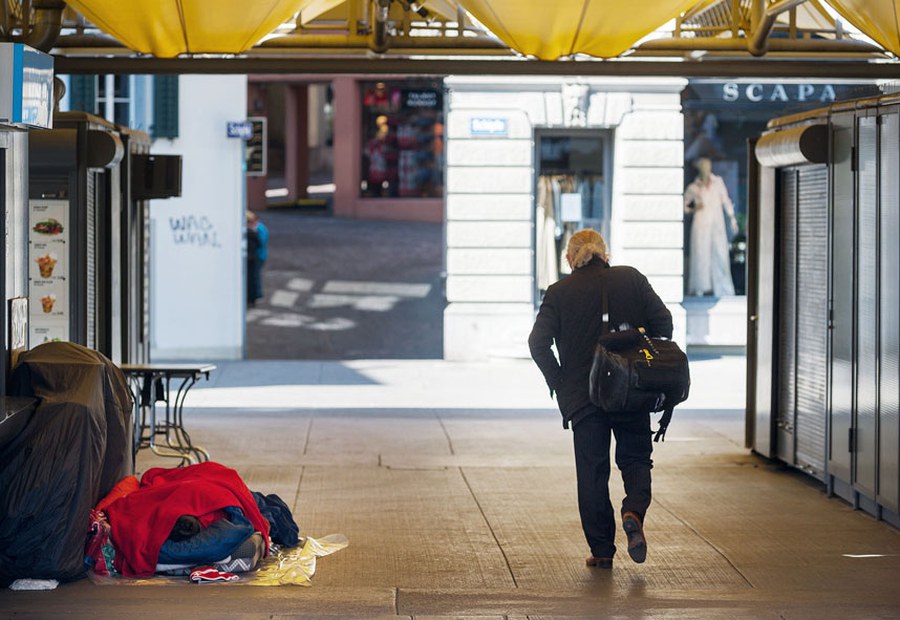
(599, 269), (610, 336)
(654, 404), (673, 442)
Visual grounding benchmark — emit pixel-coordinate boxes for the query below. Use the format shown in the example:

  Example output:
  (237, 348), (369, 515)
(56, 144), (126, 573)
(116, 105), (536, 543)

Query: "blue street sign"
(226, 121), (254, 139)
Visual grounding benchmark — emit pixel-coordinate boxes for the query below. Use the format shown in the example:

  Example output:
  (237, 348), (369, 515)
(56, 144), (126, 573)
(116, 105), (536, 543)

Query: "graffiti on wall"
(169, 215), (221, 248)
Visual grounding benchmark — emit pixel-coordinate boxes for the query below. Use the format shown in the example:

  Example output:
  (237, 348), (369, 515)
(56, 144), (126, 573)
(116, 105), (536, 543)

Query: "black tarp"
(0, 342), (132, 582)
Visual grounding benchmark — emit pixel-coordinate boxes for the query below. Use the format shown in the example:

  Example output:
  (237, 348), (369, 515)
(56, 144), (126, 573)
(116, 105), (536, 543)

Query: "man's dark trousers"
(572, 405), (653, 559)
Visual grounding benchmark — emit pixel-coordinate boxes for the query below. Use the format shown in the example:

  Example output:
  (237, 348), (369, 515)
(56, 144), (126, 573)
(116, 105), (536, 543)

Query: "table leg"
(172, 373), (210, 462)
(146, 394), (192, 465)
(123, 367), (214, 467)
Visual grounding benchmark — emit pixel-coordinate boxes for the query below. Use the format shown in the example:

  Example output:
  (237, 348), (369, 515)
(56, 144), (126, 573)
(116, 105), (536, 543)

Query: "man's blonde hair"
(566, 229), (609, 269)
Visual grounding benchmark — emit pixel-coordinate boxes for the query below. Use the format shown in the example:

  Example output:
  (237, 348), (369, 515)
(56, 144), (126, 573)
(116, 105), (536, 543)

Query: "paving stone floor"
(2, 356), (898, 619)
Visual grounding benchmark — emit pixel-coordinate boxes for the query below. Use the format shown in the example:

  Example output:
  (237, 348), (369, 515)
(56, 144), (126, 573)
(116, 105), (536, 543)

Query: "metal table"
(121, 363), (216, 466)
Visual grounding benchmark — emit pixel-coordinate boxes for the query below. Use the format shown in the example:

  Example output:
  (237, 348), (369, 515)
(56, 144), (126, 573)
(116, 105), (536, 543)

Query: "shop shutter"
(879, 110), (900, 513)
(152, 75), (179, 139)
(855, 116), (879, 497)
(794, 165), (829, 479)
(86, 171), (97, 350)
(777, 168), (798, 465)
(68, 75), (97, 114)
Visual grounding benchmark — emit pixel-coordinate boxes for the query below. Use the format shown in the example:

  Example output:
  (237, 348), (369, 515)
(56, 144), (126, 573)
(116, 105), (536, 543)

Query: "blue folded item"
(252, 491), (300, 548)
(157, 507), (254, 565)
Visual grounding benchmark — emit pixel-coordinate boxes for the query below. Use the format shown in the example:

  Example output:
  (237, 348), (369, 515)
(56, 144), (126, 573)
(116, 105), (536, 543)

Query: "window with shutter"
(68, 75), (98, 114)
(152, 75), (179, 139)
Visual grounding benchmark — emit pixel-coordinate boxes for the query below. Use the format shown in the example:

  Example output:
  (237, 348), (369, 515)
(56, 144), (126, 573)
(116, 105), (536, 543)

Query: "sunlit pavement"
(4, 353), (900, 619)
(245, 212), (444, 360)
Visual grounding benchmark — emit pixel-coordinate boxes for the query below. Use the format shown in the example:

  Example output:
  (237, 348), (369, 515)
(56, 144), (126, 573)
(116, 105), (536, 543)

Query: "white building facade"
(443, 76), (688, 360)
(149, 75), (248, 360)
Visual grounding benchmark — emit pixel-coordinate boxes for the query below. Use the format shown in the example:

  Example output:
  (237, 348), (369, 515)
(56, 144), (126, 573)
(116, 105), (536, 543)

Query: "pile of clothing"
(87, 461), (300, 581)
(0, 342), (303, 586)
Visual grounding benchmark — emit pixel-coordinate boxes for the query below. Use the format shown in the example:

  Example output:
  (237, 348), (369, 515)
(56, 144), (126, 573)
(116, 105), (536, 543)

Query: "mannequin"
(683, 157), (738, 297)
(365, 115), (397, 195)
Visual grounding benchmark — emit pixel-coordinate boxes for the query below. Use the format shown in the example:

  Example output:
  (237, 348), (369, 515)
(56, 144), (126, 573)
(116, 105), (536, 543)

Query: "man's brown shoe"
(585, 556), (613, 569)
(622, 512), (647, 563)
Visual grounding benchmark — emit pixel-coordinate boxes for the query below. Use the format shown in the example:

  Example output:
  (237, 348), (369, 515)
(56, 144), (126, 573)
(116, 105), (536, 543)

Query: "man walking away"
(528, 229), (672, 569)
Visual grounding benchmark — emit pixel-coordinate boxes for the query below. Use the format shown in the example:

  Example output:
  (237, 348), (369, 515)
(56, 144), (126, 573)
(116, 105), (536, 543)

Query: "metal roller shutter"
(86, 172), (97, 350)
(794, 165), (829, 479)
(856, 117), (879, 496)
(777, 168), (798, 464)
(879, 110), (900, 512)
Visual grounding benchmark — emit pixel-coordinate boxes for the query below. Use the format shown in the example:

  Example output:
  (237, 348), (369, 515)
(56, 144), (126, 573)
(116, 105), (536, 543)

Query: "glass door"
(533, 129), (613, 299)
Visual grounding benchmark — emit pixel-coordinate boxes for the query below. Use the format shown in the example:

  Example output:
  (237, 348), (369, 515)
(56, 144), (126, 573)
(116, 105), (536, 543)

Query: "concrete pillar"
(284, 84), (310, 201)
(331, 76), (362, 218)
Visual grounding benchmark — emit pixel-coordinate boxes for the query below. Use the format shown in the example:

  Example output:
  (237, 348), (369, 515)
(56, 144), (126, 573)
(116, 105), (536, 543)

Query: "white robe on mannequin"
(684, 172), (736, 297)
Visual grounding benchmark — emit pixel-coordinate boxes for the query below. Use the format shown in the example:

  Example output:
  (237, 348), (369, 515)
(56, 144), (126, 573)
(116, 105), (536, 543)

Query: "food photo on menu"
(33, 218), (64, 235)
(36, 253), (59, 278)
(40, 293), (57, 314)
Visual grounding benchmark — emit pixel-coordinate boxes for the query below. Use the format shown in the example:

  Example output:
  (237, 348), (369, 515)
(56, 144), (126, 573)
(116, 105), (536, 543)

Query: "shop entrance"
(533, 129), (613, 300)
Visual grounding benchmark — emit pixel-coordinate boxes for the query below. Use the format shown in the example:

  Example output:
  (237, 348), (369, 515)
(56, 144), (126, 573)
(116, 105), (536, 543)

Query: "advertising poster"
(28, 199), (69, 344)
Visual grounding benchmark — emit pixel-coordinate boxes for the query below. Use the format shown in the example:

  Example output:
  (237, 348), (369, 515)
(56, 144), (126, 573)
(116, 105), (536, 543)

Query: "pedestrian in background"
(254, 211), (269, 274)
(246, 211), (264, 306)
(528, 229), (672, 569)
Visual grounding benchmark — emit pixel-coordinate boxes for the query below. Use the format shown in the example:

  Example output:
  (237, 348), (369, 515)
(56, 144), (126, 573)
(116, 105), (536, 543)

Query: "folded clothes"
(252, 492), (300, 548)
(157, 507), (253, 565)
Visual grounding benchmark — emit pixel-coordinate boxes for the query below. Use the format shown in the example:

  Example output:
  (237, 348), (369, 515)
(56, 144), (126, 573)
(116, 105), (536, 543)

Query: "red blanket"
(104, 462), (270, 577)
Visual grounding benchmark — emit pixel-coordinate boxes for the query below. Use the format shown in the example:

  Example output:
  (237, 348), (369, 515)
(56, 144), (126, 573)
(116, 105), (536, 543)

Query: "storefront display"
(360, 80), (444, 199)
(535, 131), (611, 292)
(682, 79), (881, 297)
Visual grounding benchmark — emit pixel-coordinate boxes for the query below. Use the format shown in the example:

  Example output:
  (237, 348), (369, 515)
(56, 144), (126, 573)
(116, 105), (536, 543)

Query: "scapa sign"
(721, 82), (837, 103)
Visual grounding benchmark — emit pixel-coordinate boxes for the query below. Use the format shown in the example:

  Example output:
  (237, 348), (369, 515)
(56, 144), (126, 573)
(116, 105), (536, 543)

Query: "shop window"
(534, 130), (612, 295)
(359, 80), (444, 199)
(65, 75), (152, 135)
(681, 79), (881, 298)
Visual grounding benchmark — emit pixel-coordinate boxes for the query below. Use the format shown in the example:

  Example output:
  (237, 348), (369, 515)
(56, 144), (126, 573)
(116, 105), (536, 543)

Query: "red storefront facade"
(247, 75), (444, 224)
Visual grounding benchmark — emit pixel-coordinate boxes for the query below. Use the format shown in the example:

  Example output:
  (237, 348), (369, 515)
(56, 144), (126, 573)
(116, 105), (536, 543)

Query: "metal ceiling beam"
(52, 54), (900, 79)
(637, 37), (881, 55)
(748, 0), (809, 56)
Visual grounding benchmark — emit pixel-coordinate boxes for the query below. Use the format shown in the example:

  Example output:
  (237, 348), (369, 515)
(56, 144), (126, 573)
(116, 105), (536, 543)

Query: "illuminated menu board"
(28, 199), (69, 344)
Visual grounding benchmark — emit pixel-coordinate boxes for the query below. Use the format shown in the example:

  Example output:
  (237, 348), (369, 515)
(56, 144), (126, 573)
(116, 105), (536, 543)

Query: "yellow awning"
(300, 0), (459, 26)
(455, 0), (698, 60)
(827, 0), (900, 55)
(62, 0), (312, 57)
(57, 0), (900, 60)
(297, 0), (350, 25)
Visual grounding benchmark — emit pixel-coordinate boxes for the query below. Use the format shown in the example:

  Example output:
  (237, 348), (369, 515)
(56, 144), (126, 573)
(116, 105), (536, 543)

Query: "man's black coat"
(528, 257), (673, 427)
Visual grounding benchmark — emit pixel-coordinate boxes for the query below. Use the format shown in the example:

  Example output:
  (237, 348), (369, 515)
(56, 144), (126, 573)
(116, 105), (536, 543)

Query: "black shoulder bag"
(588, 275), (691, 441)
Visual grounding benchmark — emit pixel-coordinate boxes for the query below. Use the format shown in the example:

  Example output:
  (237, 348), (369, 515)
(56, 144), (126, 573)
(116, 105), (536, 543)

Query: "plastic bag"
(250, 534), (349, 586)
